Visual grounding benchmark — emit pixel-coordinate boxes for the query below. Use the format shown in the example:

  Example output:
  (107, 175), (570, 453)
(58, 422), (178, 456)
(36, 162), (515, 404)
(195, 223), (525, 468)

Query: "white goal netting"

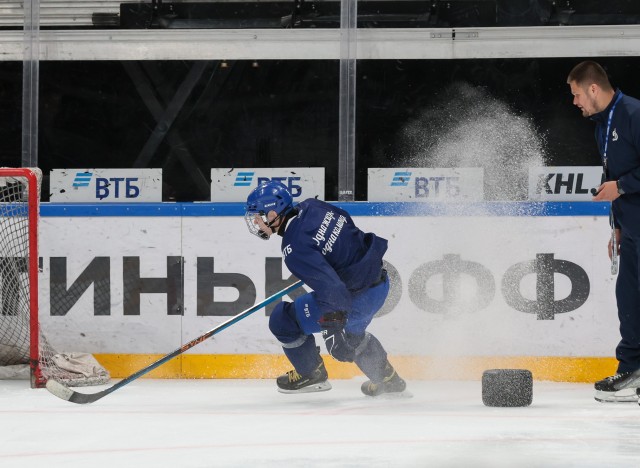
(0, 168), (110, 387)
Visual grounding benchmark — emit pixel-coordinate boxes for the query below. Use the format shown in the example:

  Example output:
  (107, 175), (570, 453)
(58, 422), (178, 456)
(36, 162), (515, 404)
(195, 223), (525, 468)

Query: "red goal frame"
(0, 168), (42, 387)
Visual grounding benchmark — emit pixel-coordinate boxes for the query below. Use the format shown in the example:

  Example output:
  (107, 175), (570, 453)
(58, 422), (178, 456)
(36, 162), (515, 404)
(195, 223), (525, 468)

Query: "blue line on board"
(40, 202), (611, 217)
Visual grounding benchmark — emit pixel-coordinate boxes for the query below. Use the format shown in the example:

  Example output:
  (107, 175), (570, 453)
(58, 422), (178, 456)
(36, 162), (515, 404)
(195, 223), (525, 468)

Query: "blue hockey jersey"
(592, 89), (640, 235)
(281, 198), (388, 315)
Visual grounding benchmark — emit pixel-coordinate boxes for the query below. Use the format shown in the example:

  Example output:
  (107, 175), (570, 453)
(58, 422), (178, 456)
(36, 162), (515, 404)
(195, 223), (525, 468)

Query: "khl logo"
(391, 172), (412, 187)
(73, 172), (93, 187)
(234, 172), (255, 186)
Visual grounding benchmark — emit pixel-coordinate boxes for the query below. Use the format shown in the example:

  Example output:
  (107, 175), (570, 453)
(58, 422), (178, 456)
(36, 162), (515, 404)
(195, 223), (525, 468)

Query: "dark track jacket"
(592, 89), (640, 235)
(281, 198), (387, 315)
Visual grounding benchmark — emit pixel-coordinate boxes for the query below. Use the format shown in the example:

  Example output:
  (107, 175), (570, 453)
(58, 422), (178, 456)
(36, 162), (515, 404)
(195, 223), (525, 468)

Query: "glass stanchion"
(22, 0), (40, 168)
(338, 0), (357, 201)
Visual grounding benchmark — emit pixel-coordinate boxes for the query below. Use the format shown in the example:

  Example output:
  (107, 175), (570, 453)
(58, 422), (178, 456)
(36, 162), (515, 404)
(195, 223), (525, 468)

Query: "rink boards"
(37, 201), (619, 382)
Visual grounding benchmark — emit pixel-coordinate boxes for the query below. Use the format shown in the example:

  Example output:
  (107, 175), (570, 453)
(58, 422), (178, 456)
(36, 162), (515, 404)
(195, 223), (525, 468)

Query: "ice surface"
(2, 378), (640, 467)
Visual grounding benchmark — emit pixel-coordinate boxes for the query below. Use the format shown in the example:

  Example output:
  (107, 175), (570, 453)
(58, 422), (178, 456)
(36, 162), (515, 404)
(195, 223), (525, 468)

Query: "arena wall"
(38, 201), (618, 382)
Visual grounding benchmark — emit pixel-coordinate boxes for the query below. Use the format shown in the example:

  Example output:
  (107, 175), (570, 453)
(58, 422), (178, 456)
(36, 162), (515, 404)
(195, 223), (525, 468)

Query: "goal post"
(0, 167), (109, 388)
(0, 168), (41, 386)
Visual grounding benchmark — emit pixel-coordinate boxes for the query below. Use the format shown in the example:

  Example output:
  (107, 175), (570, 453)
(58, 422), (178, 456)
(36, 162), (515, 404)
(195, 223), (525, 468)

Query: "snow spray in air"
(399, 81), (547, 201)
(386, 82), (550, 374)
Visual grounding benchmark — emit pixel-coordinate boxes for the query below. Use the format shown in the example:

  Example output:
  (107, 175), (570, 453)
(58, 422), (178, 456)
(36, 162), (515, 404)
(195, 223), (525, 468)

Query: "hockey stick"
(46, 280), (304, 404)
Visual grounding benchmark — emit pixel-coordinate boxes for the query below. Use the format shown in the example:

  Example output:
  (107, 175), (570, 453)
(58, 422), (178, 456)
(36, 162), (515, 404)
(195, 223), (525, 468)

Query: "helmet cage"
(244, 211), (271, 240)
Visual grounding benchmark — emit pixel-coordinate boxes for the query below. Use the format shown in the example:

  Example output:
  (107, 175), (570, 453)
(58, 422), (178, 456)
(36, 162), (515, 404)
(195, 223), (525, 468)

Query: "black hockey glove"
(318, 310), (347, 331)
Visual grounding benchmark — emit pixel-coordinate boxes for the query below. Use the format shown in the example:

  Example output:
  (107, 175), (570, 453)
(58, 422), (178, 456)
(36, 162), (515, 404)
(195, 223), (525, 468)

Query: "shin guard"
(282, 335), (321, 376)
(353, 332), (389, 383)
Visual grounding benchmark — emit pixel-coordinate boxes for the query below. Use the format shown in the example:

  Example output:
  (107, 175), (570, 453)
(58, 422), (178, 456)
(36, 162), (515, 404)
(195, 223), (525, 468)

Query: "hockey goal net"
(0, 167), (110, 388)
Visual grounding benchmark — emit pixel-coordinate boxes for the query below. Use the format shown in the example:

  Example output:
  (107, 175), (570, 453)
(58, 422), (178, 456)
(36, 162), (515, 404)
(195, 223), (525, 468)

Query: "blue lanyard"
(603, 92), (623, 171)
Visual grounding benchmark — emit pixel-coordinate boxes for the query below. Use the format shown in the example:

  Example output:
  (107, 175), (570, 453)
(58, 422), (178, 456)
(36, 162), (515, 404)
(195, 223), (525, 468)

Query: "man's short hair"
(567, 61), (613, 91)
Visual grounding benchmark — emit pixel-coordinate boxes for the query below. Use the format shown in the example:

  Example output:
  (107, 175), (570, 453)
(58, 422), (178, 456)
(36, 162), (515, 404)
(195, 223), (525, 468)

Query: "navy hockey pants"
(269, 275), (390, 375)
(615, 233), (640, 373)
(271, 274), (390, 340)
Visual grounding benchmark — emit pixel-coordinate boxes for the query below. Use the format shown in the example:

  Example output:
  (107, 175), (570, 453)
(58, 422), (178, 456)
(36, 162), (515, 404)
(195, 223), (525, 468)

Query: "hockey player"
(244, 180), (406, 396)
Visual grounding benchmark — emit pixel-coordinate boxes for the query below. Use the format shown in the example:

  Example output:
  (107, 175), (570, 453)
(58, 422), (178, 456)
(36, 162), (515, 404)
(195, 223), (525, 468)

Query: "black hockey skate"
(594, 369), (640, 403)
(361, 365), (407, 397)
(276, 361), (332, 394)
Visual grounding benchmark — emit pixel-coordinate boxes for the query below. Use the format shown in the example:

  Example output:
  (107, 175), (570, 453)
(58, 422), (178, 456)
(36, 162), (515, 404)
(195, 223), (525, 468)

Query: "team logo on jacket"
(612, 129), (619, 142)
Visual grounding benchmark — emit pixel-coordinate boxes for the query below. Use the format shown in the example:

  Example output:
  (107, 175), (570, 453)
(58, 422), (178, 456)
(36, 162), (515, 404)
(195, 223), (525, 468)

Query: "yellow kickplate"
(93, 354), (617, 383)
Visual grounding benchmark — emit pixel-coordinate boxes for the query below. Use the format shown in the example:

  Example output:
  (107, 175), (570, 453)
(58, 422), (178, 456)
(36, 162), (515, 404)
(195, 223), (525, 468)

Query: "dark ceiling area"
(114, 0), (640, 30)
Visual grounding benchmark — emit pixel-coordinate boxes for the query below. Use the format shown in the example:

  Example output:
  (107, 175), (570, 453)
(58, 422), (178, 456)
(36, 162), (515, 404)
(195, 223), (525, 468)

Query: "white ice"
(2, 378), (640, 468)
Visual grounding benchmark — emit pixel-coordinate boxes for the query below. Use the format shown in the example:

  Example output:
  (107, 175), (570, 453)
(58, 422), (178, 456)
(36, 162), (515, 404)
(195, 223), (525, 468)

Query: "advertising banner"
(38, 207), (617, 359)
(368, 168), (484, 202)
(528, 166), (603, 201)
(49, 168), (162, 202)
(211, 168), (324, 202)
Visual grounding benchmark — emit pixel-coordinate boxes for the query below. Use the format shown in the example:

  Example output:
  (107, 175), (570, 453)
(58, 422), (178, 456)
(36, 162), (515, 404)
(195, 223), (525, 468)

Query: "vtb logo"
(234, 172), (254, 187)
(256, 176), (303, 198)
(390, 172), (462, 198)
(390, 172), (412, 187)
(95, 178), (141, 200)
(73, 172), (93, 187)
(71, 172), (142, 200)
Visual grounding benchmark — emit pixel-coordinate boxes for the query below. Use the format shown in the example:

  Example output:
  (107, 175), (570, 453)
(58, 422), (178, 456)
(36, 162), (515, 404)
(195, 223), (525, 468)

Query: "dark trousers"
(615, 233), (640, 373)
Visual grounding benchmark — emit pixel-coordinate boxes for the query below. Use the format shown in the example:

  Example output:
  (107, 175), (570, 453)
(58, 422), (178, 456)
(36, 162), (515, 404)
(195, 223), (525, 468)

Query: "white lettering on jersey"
(312, 211), (335, 246)
(321, 215), (346, 255)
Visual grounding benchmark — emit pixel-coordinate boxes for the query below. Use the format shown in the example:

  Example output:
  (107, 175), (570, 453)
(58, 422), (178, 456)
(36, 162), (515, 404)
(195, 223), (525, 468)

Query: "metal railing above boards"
(2, 0), (640, 30)
(3, 25), (640, 61)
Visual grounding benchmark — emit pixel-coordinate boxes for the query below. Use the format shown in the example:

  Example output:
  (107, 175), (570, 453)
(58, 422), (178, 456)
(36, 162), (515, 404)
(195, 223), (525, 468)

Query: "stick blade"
(45, 379), (106, 404)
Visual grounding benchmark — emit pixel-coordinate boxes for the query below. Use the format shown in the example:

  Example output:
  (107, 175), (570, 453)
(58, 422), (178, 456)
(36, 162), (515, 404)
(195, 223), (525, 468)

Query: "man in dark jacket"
(568, 60), (640, 403)
(245, 180), (406, 396)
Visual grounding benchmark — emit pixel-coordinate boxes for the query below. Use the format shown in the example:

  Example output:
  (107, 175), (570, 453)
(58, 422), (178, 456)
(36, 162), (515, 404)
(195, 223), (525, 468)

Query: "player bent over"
(245, 181), (406, 396)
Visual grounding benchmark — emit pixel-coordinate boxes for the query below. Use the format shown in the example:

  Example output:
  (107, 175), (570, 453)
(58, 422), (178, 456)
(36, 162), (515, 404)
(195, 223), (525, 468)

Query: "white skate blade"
(594, 387), (640, 403)
(277, 381), (332, 394)
(364, 390), (413, 399)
